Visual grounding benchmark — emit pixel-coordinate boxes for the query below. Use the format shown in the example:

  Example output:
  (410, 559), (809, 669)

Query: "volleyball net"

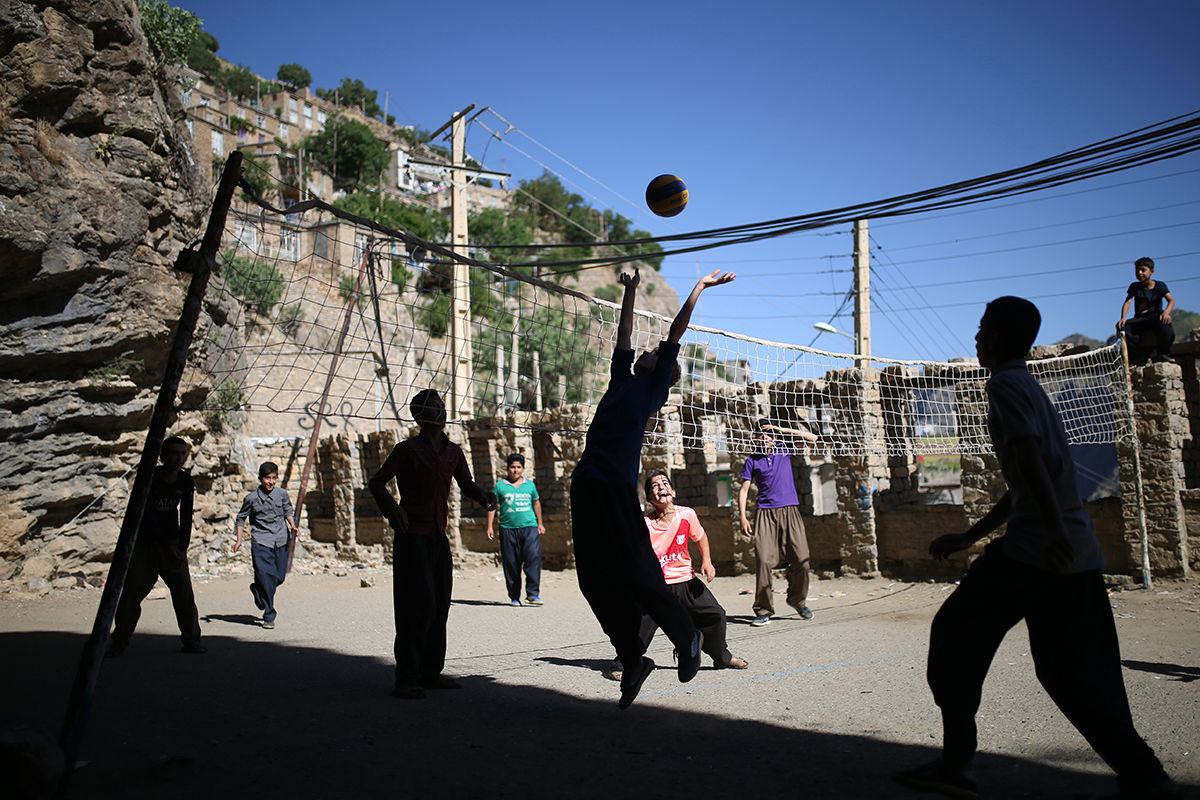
(182, 172), (1134, 462)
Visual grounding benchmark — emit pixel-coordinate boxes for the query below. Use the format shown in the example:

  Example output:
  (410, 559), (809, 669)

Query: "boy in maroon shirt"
(369, 389), (496, 699)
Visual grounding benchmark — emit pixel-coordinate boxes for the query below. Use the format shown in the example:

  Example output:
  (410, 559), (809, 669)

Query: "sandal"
(721, 655), (749, 669)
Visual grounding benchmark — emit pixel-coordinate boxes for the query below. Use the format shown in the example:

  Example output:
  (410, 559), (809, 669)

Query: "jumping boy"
(108, 436), (205, 656)
(369, 389), (497, 700)
(737, 419), (819, 626)
(486, 452), (545, 606)
(570, 267), (735, 710)
(1116, 256), (1176, 364)
(233, 461), (297, 630)
(893, 296), (1173, 800)
(609, 471), (748, 681)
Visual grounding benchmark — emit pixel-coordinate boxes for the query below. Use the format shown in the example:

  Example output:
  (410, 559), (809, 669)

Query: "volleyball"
(645, 174), (689, 217)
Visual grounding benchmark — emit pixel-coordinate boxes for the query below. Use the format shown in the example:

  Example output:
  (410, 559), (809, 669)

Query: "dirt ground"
(1, 565), (1197, 799)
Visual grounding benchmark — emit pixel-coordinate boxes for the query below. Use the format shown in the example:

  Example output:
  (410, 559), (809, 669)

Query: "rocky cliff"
(0, 0), (216, 589)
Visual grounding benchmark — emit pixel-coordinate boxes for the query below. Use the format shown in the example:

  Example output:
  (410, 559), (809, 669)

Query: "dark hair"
(756, 418), (772, 431)
(982, 296), (1041, 360)
(410, 388), (441, 417)
(1134, 256), (1155, 270)
(643, 469), (672, 500)
(505, 452), (525, 467)
(259, 461), (279, 479)
(162, 436), (190, 454)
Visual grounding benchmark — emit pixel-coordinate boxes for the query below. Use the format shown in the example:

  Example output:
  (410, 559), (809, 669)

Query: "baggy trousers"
(571, 477), (697, 673)
(392, 531), (452, 689)
(928, 543), (1167, 791)
(112, 538), (202, 647)
(752, 504), (810, 616)
(637, 577), (734, 667)
(251, 541), (289, 623)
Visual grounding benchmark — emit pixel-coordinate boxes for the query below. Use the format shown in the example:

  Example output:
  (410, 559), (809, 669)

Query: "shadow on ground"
(2, 631), (1194, 799)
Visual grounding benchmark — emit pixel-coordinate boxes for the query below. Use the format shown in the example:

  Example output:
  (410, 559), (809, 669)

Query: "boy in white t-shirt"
(609, 470), (748, 681)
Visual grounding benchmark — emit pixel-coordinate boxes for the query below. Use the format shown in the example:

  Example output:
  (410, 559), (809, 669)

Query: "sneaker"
(677, 630), (702, 683)
(525, 596), (544, 605)
(421, 674), (462, 690)
(618, 657), (655, 710)
(249, 583), (265, 611)
(891, 758), (978, 800)
(797, 605), (814, 620)
(751, 614), (772, 627)
(391, 685), (425, 700)
(509, 599), (522, 606)
(180, 641), (207, 654)
(262, 619), (275, 630)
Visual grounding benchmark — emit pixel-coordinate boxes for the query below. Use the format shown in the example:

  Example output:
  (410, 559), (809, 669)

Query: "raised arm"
(762, 422), (818, 443)
(616, 269), (641, 351)
(667, 270), (736, 344)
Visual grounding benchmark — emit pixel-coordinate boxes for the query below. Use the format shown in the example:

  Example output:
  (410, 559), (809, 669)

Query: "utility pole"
(449, 105), (474, 418)
(853, 219), (871, 369)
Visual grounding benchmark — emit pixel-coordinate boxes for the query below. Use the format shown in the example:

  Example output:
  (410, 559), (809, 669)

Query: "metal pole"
(58, 151), (244, 773)
(291, 244), (374, 565)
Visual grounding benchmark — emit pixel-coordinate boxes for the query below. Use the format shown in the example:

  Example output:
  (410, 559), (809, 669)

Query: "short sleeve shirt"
(644, 506), (706, 584)
(740, 444), (800, 508)
(495, 479), (539, 529)
(986, 359), (1105, 573)
(1126, 280), (1170, 318)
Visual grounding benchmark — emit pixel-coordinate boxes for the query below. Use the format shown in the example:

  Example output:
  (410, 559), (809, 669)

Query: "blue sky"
(178, 0), (1199, 361)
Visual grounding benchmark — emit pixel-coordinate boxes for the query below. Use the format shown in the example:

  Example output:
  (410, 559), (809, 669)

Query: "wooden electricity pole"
(853, 219), (872, 369)
(449, 106), (474, 419)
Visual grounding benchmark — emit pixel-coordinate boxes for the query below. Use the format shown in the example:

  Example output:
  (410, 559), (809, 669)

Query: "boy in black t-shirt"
(1117, 256), (1176, 363)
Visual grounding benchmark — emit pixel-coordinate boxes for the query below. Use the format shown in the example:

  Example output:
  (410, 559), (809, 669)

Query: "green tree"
(315, 78), (383, 118)
(215, 64), (257, 100)
(221, 251), (284, 315)
(276, 63), (312, 89)
(469, 208), (533, 259)
(138, 0), (201, 66)
(1173, 308), (1200, 340)
(332, 190), (448, 241)
(238, 150), (275, 202)
(186, 29), (219, 75)
(302, 116), (389, 190)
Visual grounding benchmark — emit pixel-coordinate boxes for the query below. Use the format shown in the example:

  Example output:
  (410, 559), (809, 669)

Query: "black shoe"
(180, 641), (207, 654)
(891, 758), (978, 799)
(619, 657), (655, 710)
(392, 685), (426, 700)
(677, 631), (702, 683)
(250, 583), (265, 611)
(421, 674), (462, 690)
(1153, 354), (1174, 364)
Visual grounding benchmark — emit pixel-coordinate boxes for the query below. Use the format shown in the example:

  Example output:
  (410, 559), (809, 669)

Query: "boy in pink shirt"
(610, 470), (748, 680)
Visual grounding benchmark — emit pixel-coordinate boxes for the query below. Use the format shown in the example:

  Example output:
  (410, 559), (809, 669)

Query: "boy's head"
(410, 389), (447, 430)
(754, 418), (776, 449)
(643, 470), (675, 508)
(258, 461), (279, 491)
(505, 452), (525, 481)
(977, 296), (1040, 369)
(160, 436), (191, 470)
(633, 346), (683, 385)
(1134, 256), (1155, 284)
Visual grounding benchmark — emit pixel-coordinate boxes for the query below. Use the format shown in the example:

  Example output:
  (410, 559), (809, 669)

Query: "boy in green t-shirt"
(486, 453), (545, 605)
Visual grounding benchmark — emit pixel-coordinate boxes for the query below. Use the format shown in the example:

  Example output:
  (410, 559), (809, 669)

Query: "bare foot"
(722, 656), (749, 669)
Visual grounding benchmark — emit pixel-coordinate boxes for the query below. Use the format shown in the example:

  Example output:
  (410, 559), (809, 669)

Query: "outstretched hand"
(697, 269), (736, 289)
(929, 532), (975, 560)
(619, 269), (641, 290)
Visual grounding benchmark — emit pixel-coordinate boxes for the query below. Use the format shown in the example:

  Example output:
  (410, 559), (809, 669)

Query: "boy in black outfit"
(1117, 256), (1176, 364)
(893, 297), (1173, 800)
(570, 266), (735, 710)
(108, 436), (205, 656)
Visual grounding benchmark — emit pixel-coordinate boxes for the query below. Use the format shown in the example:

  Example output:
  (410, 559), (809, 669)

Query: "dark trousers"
(928, 544), (1167, 789)
(392, 531), (452, 690)
(112, 538), (201, 647)
(570, 477), (697, 673)
(251, 542), (288, 623)
(500, 526), (541, 601)
(1124, 314), (1175, 359)
(637, 577), (733, 667)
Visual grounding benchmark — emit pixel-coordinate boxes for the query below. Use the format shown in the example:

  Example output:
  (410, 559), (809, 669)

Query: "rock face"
(0, 0), (211, 587)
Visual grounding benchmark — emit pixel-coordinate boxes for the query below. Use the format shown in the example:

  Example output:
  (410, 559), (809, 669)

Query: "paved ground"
(1, 565), (1197, 799)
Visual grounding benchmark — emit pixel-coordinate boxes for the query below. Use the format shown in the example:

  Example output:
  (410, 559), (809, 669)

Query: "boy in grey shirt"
(234, 461), (297, 629)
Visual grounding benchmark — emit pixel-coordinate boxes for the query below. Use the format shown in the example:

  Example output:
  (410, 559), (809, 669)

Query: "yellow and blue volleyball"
(645, 174), (689, 217)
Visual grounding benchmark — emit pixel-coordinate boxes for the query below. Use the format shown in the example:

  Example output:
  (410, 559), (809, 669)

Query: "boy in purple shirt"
(369, 389), (497, 699)
(571, 267), (735, 710)
(737, 420), (819, 626)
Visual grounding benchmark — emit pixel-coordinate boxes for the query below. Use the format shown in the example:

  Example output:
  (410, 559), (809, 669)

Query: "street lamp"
(813, 321), (855, 341)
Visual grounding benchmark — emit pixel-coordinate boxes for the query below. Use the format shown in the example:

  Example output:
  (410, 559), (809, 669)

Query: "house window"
(181, 89), (192, 104)
(279, 122), (288, 138)
(199, 96), (210, 107)
(280, 229), (299, 261)
(185, 119), (193, 136)
(234, 219), (259, 254)
(317, 110), (326, 126)
(353, 232), (370, 266)
(255, 114), (265, 128)
(210, 131), (224, 156)
(303, 103), (312, 118)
